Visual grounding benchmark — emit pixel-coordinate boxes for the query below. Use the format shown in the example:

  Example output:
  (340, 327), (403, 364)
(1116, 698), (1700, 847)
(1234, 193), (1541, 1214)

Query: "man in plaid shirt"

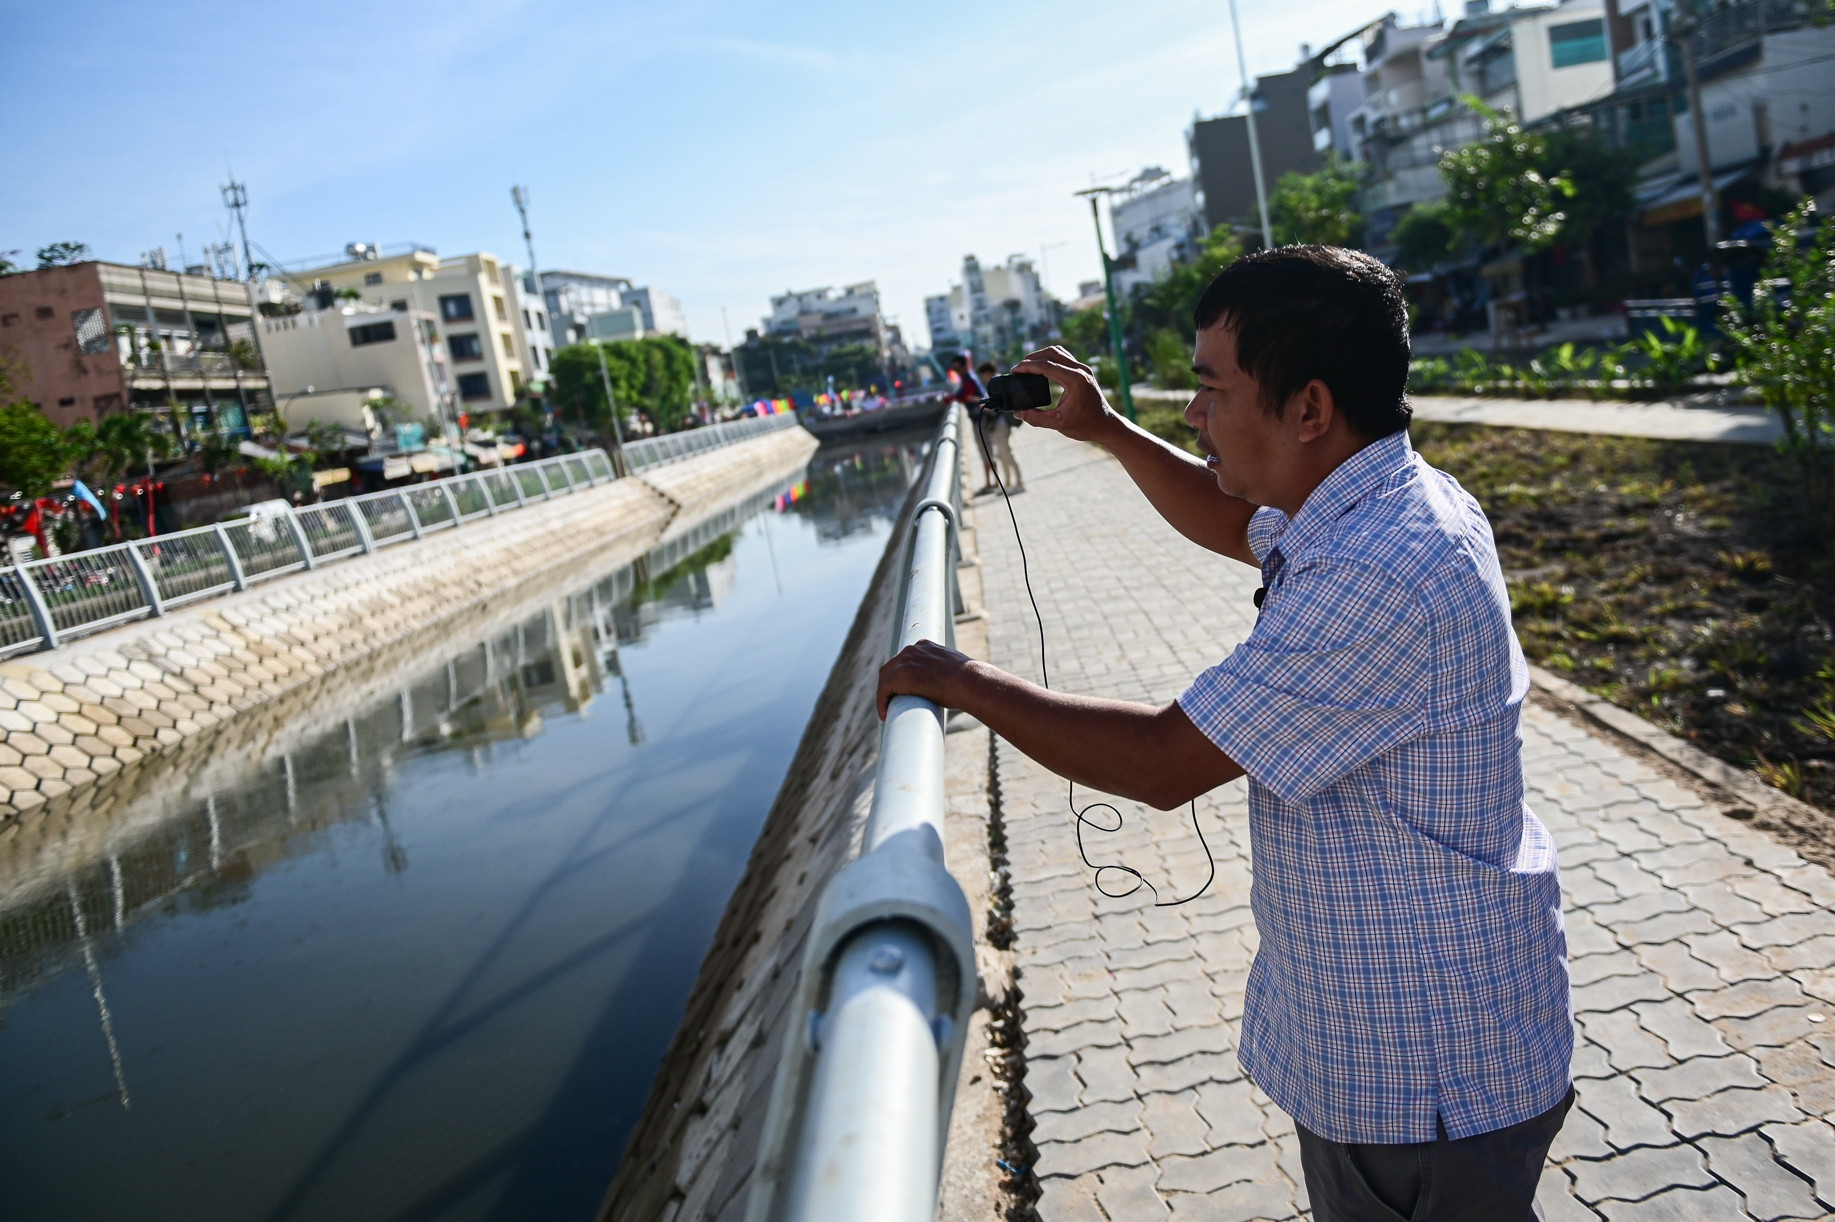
(879, 246), (1572, 1220)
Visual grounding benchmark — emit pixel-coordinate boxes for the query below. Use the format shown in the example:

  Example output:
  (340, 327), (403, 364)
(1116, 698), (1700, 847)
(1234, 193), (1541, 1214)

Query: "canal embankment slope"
(0, 426), (818, 839)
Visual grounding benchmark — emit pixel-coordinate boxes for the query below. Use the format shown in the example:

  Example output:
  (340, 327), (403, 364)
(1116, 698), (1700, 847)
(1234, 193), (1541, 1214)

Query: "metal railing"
(0, 448), (641, 659)
(748, 408), (975, 1222)
(623, 411), (802, 472)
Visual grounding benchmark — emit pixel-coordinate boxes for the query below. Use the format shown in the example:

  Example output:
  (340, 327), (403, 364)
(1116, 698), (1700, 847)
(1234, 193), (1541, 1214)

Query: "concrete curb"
(1527, 664), (1824, 826)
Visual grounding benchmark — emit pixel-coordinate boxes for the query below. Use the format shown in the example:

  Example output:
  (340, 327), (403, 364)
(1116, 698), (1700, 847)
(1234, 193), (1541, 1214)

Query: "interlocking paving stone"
(1594, 1183), (1753, 1220)
(1567, 1142), (1715, 1201)
(1698, 1133), (1826, 1220)
(1632, 1054), (1769, 1103)
(969, 429), (1835, 1220)
(1666, 1085), (1805, 1139)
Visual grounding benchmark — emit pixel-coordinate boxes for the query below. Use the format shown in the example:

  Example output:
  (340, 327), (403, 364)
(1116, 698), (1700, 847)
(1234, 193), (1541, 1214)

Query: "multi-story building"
(507, 268), (555, 393)
(924, 294), (959, 352)
(259, 303), (451, 431)
(537, 270), (686, 349)
(763, 282), (891, 356)
(287, 247), (532, 415)
(1308, 63), (1368, 159)
(1108, 167), (1207, 298)
(1187, 66), (1319, 234)
(0, 260), (271, 434)
(932, 255), (1058, 360)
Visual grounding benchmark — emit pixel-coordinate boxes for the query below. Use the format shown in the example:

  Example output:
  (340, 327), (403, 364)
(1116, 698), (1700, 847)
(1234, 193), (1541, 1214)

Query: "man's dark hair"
(1193, 245), (1411, 438)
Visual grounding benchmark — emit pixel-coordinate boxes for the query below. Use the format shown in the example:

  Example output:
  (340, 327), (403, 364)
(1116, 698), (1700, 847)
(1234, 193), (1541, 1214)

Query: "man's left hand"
(877, 640), (980, 719)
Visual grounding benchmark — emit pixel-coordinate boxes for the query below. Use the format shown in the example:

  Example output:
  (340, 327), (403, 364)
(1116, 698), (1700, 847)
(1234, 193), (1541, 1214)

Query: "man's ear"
(1291, 379), (1336, 443)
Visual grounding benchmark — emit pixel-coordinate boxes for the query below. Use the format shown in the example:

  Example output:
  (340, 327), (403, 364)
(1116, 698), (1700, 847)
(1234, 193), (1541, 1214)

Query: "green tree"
(1392, 201), (1458, 271)
(198, 430), (242, 475)
(0, 249), (20, 276)
(35, 241), (91, 268)
(1438, 98), (1574, 252)
(0, 401), (72, 498)
(1059, 307), (1110, 364)
(548, 336), (700, 435)
(1720, 203), (1835, 518)
(1112, 225), (1245, 388)
(1270, 155), (1366, 247)
(72, 410), (174, 486)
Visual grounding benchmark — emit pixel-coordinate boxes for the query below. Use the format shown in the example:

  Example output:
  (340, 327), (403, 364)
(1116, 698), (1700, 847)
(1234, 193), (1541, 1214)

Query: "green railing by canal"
(0, 413), (803, 658)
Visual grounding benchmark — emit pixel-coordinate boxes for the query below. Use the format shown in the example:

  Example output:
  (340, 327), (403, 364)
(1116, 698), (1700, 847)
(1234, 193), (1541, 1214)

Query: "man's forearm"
(951, 660), (1242, 809)
(1092, 414), (1258, 566)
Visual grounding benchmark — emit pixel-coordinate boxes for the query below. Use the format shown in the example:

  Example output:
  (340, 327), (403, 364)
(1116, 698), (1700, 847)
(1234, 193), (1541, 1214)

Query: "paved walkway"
(1133, 389), (1783, 446)
(971, 426), (1835, 1221)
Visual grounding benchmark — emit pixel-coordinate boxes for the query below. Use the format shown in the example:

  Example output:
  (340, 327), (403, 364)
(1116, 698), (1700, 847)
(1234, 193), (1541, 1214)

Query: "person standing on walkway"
(879, 246), (1571, 1222)
(946, 352), (998, 492)
(977, 359), (1025, 492)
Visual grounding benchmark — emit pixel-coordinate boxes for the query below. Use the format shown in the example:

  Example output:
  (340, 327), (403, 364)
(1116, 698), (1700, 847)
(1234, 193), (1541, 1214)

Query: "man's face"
(1185, 322), (1284, 505)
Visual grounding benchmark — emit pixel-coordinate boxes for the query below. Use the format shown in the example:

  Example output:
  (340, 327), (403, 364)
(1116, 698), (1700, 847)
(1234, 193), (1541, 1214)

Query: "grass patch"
(1135, 400), (1835, 812)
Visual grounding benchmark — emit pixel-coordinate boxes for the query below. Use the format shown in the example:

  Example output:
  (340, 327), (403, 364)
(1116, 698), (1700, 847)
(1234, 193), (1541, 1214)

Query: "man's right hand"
(1010, 347), (1120, 444)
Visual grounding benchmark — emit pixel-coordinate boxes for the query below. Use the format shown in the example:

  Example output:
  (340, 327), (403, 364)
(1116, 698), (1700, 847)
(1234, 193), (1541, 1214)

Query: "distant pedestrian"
(977, 361), (1023, 492)
(946, 353), (997, 492)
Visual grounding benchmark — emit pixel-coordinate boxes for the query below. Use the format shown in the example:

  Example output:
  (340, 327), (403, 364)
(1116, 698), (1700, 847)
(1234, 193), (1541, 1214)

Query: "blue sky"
(2, 0), (1400, 348)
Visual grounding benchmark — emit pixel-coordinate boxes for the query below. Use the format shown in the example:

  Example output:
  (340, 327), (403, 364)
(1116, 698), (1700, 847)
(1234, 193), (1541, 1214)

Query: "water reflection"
(0, 430), (928, 1222)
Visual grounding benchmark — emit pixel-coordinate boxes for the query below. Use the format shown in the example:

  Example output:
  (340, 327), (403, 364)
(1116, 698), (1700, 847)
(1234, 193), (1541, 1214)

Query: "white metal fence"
(0, 413), (804, 659)
(748, 407), (974, 1222)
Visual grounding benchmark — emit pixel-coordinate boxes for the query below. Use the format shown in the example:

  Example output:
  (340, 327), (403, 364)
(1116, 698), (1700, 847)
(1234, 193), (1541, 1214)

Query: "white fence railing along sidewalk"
(0, 412), (804, 659)
(747, 407), (976, 1222)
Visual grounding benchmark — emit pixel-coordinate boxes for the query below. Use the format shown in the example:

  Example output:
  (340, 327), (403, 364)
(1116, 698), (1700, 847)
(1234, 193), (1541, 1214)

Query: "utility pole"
(1227, 0), (1274, 249)
(1671, 7), (1722, 259)
(221, 180), (253, 281)
(594, 339), (630, 475)
(1074, 188), (1136, 422)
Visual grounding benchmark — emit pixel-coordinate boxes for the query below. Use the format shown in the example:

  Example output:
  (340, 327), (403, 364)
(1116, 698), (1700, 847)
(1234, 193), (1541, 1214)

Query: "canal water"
(0, 432), (928, 1222)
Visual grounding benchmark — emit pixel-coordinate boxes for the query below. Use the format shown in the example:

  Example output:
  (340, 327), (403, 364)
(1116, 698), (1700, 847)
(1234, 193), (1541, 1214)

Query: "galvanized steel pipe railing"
(0, 412), (803, 659)
(748, 408), (976, 1222)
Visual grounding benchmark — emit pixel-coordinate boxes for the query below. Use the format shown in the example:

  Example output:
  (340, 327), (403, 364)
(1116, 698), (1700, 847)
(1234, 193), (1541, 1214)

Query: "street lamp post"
(1074, 188), (1137, 423)
(1227, 0), (1274, 249)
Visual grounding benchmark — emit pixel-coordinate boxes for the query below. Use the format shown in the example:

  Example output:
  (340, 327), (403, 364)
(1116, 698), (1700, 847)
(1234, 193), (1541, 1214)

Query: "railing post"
(554, 458), (577, 492)
(534, 465), (554, 499)
(479, 475), (499, 515)
(13, 564), (59, 650)
(212, 523), (248, 590)
(401, 491), (424, 540)
(440, 482), (463, 525)
(509, 469), (529, 507)
(347, 502), (376, 553)
(281, 509), (316, 569)
(122, 541), (167, 616)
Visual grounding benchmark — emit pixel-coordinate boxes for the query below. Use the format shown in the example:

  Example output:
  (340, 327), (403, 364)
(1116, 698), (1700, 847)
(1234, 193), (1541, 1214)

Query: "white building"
(622, 285), (687, 337)
(925, 294), (959, 351)
(507, 267), (555, 392)
(541, 270), (633, 347)
(1108, 168), (1206, 298)
(932, 254), (1057, 358)
(260, 304), (452, 430)
(286, 246), (532, 415)
(764, 282), (891, 355)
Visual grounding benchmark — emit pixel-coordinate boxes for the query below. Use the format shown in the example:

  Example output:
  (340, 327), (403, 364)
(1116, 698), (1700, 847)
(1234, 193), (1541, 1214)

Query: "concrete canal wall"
(600, 434), (1014, 1222)
(0, 427), (818, 837)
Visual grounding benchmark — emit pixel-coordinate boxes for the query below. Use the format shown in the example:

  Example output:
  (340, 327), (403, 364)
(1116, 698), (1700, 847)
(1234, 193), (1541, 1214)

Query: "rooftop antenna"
(221, 178), (253, 281)
(511, 185), (541, 294)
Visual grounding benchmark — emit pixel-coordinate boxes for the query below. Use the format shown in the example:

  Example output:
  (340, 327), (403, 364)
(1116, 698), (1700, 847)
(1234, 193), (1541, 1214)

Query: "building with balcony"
(1108, 167), (1206, 298)
(764, 283), (892, 356)
(0, 261), (270, 434)
(286, 247), (532, 414)
(931, 255), (1058, 360)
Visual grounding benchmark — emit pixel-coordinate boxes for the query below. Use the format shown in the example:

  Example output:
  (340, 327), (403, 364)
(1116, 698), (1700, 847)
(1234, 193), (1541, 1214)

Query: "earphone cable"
(974, 408), (1215, 906)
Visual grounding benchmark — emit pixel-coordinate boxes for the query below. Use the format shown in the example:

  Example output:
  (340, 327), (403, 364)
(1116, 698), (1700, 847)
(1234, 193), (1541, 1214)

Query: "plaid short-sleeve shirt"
(1178, 429), (1571, 1144)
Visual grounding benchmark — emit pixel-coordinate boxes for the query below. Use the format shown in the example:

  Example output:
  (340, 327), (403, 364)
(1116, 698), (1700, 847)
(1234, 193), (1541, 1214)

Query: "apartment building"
(924, 294), (959, 351)
(932, 255), (1057, 360)
(1107, 167), (1206, 298)
(0, 261), (271, 433)
(287, 247), (530, 415)
(538, 270), (687, 349)
(764, 283), (891, 356)
(259, 304), (451, 428)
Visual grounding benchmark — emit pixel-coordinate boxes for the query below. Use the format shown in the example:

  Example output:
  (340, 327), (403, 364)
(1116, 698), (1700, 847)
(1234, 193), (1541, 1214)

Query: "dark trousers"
(1295, 1088), (1574, 1222)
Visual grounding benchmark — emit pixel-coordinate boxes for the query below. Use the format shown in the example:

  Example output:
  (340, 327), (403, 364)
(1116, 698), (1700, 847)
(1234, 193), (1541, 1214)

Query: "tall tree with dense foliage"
(548, 335), (700, 434)
(1121, 225), (1245, 388)
(1392, 202), (1458, 271)
(1720, 203), (1835, 519)
(1438, 99), (1574, 252)
(0, 393), (71, 498)
(1270, 156), (1366, 248)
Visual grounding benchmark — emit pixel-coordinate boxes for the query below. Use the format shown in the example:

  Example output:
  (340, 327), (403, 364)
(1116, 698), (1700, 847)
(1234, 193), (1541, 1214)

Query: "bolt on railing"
(0, 414), (799, 659)
(747, 407), (975, 1222)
